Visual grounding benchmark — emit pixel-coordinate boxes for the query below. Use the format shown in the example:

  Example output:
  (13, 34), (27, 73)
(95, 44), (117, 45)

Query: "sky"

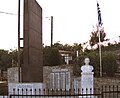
(0, 0), (120, 50)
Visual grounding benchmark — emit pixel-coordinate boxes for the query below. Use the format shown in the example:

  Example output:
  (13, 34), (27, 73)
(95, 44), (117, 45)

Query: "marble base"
(8, 83), (45, 96)
(0, 96), (8, 98)
(81, 72), (94, 94)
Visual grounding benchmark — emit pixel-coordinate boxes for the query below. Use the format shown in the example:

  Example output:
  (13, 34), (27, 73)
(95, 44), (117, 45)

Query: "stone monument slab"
(22, 0), (43, 82)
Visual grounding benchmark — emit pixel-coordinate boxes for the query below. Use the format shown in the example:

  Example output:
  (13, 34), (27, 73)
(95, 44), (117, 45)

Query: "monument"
(22, 0), (43, 82)
(81, 58), (94, 97)
(8, 0), (44, 95)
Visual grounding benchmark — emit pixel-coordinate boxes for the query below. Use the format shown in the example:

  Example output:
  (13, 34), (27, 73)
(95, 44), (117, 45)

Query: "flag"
(97, 1), (102, 27)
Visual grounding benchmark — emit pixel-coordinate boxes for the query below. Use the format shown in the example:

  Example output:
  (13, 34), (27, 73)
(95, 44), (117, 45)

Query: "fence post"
(113, 85), (115, 98)
(98, 87), (101, 97)
(47, 89), (49, 95)
(13, 88), (15, 95)
(90, 88), (92, 98)
(51, 89), (53, 95)
(105, 85), (107, 98)
(43, 89), (45, 95)
(117, 85), (118, 98)
(86, 88), (88, 97)
(39, 88), (41, 95)
(78, 88), (80, 96)
(101, 85), (103, 98)
(26, 89), (28, 95)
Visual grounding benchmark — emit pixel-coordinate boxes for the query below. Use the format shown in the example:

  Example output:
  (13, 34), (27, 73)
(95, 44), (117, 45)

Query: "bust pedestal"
(81, 72), (94, 94)
(80, 58), (94, 98)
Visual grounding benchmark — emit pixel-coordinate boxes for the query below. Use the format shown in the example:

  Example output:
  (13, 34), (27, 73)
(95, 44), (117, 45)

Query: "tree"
(77, 51), (118, 77)
(0, 49), (24, 70)
(62, 44), (72, 51)
(0, 50), (11, 70)
(74, 51), (97, 77)
(72, 43), (82, 51)
(9, 49), (23, 66)
(43, 46), (62, 66)
(102, 52), (118, 77)
(52, 42), (63, 50)
(77, 52), (100, 76)
(9, 49), (18, 65)
(89, 25), (106, 49)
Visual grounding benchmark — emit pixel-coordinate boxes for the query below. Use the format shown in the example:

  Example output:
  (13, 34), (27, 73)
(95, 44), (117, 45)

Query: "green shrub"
(102, 52), (118, 77)
(43, 47), (61, 66)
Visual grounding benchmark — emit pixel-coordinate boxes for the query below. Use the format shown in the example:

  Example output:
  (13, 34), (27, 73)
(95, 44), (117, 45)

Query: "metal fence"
(1, 85), (120, 98)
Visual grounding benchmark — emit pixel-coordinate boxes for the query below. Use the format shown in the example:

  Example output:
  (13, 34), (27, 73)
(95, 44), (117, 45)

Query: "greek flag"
(97, 2), (102, 27)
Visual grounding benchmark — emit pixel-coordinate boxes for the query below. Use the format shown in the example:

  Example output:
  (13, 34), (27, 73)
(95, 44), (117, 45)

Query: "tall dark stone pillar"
(22, 0), (43, 82)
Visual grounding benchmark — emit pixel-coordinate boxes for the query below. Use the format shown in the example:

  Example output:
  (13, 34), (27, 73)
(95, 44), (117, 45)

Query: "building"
(59, 50), (75, 65)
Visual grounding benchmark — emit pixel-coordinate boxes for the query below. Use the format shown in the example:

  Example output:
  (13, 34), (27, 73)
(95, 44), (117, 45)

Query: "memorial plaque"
(22, 0), (43, 82)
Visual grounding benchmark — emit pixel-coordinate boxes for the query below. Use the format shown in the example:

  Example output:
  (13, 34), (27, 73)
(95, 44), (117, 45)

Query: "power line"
(109, 36), (120, 40)
(0, 11), (18, 15)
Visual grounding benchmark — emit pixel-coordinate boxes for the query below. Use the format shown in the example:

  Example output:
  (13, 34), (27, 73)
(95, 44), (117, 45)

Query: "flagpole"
(96, 0), (102, 77)
(98, 26), (102, 77)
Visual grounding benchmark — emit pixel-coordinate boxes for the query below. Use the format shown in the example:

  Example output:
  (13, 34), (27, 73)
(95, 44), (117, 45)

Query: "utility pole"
(51, 16), (53, 47)
(119, 36), (120, 43)
(18, 0), (21, 82)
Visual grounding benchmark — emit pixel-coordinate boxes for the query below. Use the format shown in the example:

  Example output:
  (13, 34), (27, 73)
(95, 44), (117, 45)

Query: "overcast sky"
(0, 0), (120, 50)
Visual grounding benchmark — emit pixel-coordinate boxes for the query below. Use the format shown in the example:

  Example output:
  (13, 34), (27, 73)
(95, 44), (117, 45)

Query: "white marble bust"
(81, 58), (93, 73)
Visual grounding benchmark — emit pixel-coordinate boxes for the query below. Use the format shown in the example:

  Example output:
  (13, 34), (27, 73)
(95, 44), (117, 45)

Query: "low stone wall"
(73, 76), (120, 92)
(94, 77), (120, 88)
(7, 67), (19, 83)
